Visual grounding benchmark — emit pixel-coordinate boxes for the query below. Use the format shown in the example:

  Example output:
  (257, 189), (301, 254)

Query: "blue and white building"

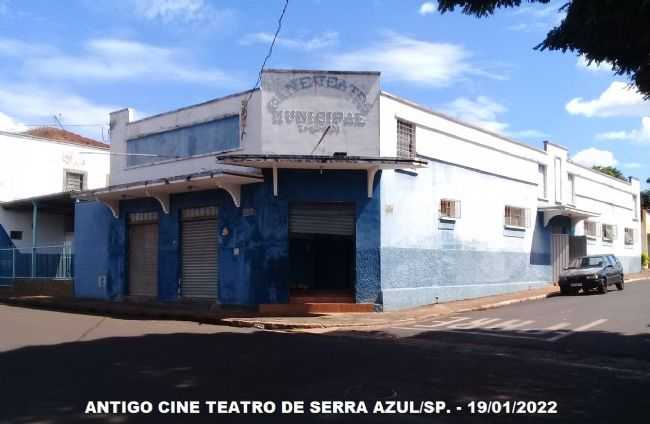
(75, 69), (642, 310)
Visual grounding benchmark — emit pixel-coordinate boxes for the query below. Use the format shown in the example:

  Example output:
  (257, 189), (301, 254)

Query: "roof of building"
(21, 127), (109, 150)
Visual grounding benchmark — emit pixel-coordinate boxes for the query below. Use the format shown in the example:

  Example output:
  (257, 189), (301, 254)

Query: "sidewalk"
(2, 271), (648, 330)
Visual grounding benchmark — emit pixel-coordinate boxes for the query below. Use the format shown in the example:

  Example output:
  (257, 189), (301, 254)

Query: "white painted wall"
(0, 209), (65, 249)
(0, 131), (109, 248)
(0, 132), (109, 202)
(380, 94), (541, 253)
(378, 92), (641, 270)
(109, 90), (262, 186)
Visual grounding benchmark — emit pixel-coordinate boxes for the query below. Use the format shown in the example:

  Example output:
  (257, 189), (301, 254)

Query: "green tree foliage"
(437, 0), (650, 98)
(591, 165), (625, 180)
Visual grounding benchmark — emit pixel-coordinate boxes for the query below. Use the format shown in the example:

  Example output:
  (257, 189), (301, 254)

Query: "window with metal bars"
(504, 206), (530, 228)
(602, 224), (617, 242)
(584, 221), (598, 238)
(396, 119), (415, 158)
(439, 199), (461, 219)
(64, 172), (84, 192)
(624, 227), (634, 245)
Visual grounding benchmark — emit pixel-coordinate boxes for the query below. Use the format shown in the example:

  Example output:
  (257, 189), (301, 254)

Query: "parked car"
(559, 255), (624, 295)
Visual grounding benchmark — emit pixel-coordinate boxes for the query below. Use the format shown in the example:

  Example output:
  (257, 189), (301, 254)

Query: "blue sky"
(0, 0), (647, 188)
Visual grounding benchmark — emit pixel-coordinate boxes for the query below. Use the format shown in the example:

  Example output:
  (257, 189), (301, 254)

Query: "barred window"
(602, 224), (617, 241)
(64, 171), (85, 192)
(584, 221), (598, 238)
(397, 120), (415, 159)
(624, 228), (635, 245)
(504, 206), (530, 228)
(439, 199), (461, 219)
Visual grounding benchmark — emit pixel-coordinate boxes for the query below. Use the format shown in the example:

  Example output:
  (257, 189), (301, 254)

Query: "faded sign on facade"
(261, 70), (380, 156)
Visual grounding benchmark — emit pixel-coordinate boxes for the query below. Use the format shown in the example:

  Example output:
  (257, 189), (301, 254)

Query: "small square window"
(9, 231), (22, 240)
(504, 206), (530, 228)
(64, 172), (85, 192)
(439, 199), (461, 219)
(602, 224), (617, 242)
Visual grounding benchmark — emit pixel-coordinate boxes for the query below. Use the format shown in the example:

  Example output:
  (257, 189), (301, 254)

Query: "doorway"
(288, 203), (356, 299)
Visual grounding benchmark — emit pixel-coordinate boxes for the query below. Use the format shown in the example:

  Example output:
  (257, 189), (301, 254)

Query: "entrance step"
(259, 303), (375, 314)
(288, 290), (355, 304)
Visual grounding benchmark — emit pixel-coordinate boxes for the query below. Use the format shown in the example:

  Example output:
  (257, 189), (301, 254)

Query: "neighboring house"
(74, 69), (641, 310)
(0, 128), (110, 280)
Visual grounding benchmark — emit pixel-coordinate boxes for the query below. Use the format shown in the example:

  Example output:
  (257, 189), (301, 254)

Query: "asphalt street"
(383, 279), (650, 360)
(1, 280), (649, 424)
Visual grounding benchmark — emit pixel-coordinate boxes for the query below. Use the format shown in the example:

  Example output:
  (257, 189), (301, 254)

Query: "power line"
(240, 0), (289, 141)
(251, 0), (289, 93)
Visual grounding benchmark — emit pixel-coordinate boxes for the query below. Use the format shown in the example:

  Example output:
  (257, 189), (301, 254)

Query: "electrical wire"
(240, 0), (289, 140)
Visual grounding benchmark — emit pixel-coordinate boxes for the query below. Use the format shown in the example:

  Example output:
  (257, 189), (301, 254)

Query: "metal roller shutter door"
(128, 222), (159, 297)
(181, 214), (218, 299)
(289, 203), (356, 236)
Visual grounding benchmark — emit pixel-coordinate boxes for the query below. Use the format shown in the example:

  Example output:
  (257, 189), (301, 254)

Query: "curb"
(222, 291), (560, 330)
(2, 276), (647, 331)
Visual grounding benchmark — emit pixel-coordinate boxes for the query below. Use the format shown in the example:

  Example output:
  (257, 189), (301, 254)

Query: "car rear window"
(579, 257), (603, 268)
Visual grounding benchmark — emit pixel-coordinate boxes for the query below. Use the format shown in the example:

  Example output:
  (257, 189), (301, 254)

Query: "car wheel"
(560, 286), (569, 295)
(598, 278), (607, 294)
(616, 280), (624, 291)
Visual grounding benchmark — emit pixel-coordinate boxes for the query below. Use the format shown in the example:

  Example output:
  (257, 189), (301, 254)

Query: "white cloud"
(444, 96), (509, 133)
(240, 31), (338, 51)
(596, 117), (650, 144)
(576, 56), (612, 73)
(509, 2), (565, 32)
(0, 112), (27, 132)
(0, 85), (118, 139)
(566, 81), (650, 118)
(326, 33), (505, 87)
(572, 147), (618, 167)
(0, 38), (53, 57)
(623, 162), (642, 169)
(23, 38), (237, 86)
(443, 96), (546, 139)
(134, 0), (233, 25)
(419, 2), (436, 15)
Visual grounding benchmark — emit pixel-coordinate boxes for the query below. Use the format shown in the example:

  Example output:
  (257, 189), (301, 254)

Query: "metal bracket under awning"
(84, 170), (264, 219)
(541, 205), (600, 227)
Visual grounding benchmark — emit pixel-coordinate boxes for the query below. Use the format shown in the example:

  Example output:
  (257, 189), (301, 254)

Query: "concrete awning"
(216, 154), (427, 198)
(77, 169), (264, 218)
(540, 205), (600, 227)
(1, 191), (76, 215)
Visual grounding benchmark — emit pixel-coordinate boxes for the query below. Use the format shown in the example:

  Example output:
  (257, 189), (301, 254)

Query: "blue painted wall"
(127, 116), (240, 166)
(379, 162), (553, 310)
(73, 169), (381, 306)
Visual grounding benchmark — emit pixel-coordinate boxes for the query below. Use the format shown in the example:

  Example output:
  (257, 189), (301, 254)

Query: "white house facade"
(0, 129), (110, 280)
(73, 69), (641, 310)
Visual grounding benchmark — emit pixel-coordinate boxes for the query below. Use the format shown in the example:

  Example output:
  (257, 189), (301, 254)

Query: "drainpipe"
(31, 200), (38, 278)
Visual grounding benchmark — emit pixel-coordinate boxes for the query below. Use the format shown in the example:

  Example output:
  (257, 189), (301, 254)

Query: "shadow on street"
(1, 326), (649, 423)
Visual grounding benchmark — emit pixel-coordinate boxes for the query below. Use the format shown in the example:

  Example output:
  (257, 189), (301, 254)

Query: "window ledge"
(585, 235), (597, 240)
(537, 197), (549, 202)
(504, 224), (526, 231)
(439, 216), (457, 222)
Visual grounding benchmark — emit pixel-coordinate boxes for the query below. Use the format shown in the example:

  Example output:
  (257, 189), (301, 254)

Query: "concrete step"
(259, 303), (375, 314)
(289, 295), (355, 304)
